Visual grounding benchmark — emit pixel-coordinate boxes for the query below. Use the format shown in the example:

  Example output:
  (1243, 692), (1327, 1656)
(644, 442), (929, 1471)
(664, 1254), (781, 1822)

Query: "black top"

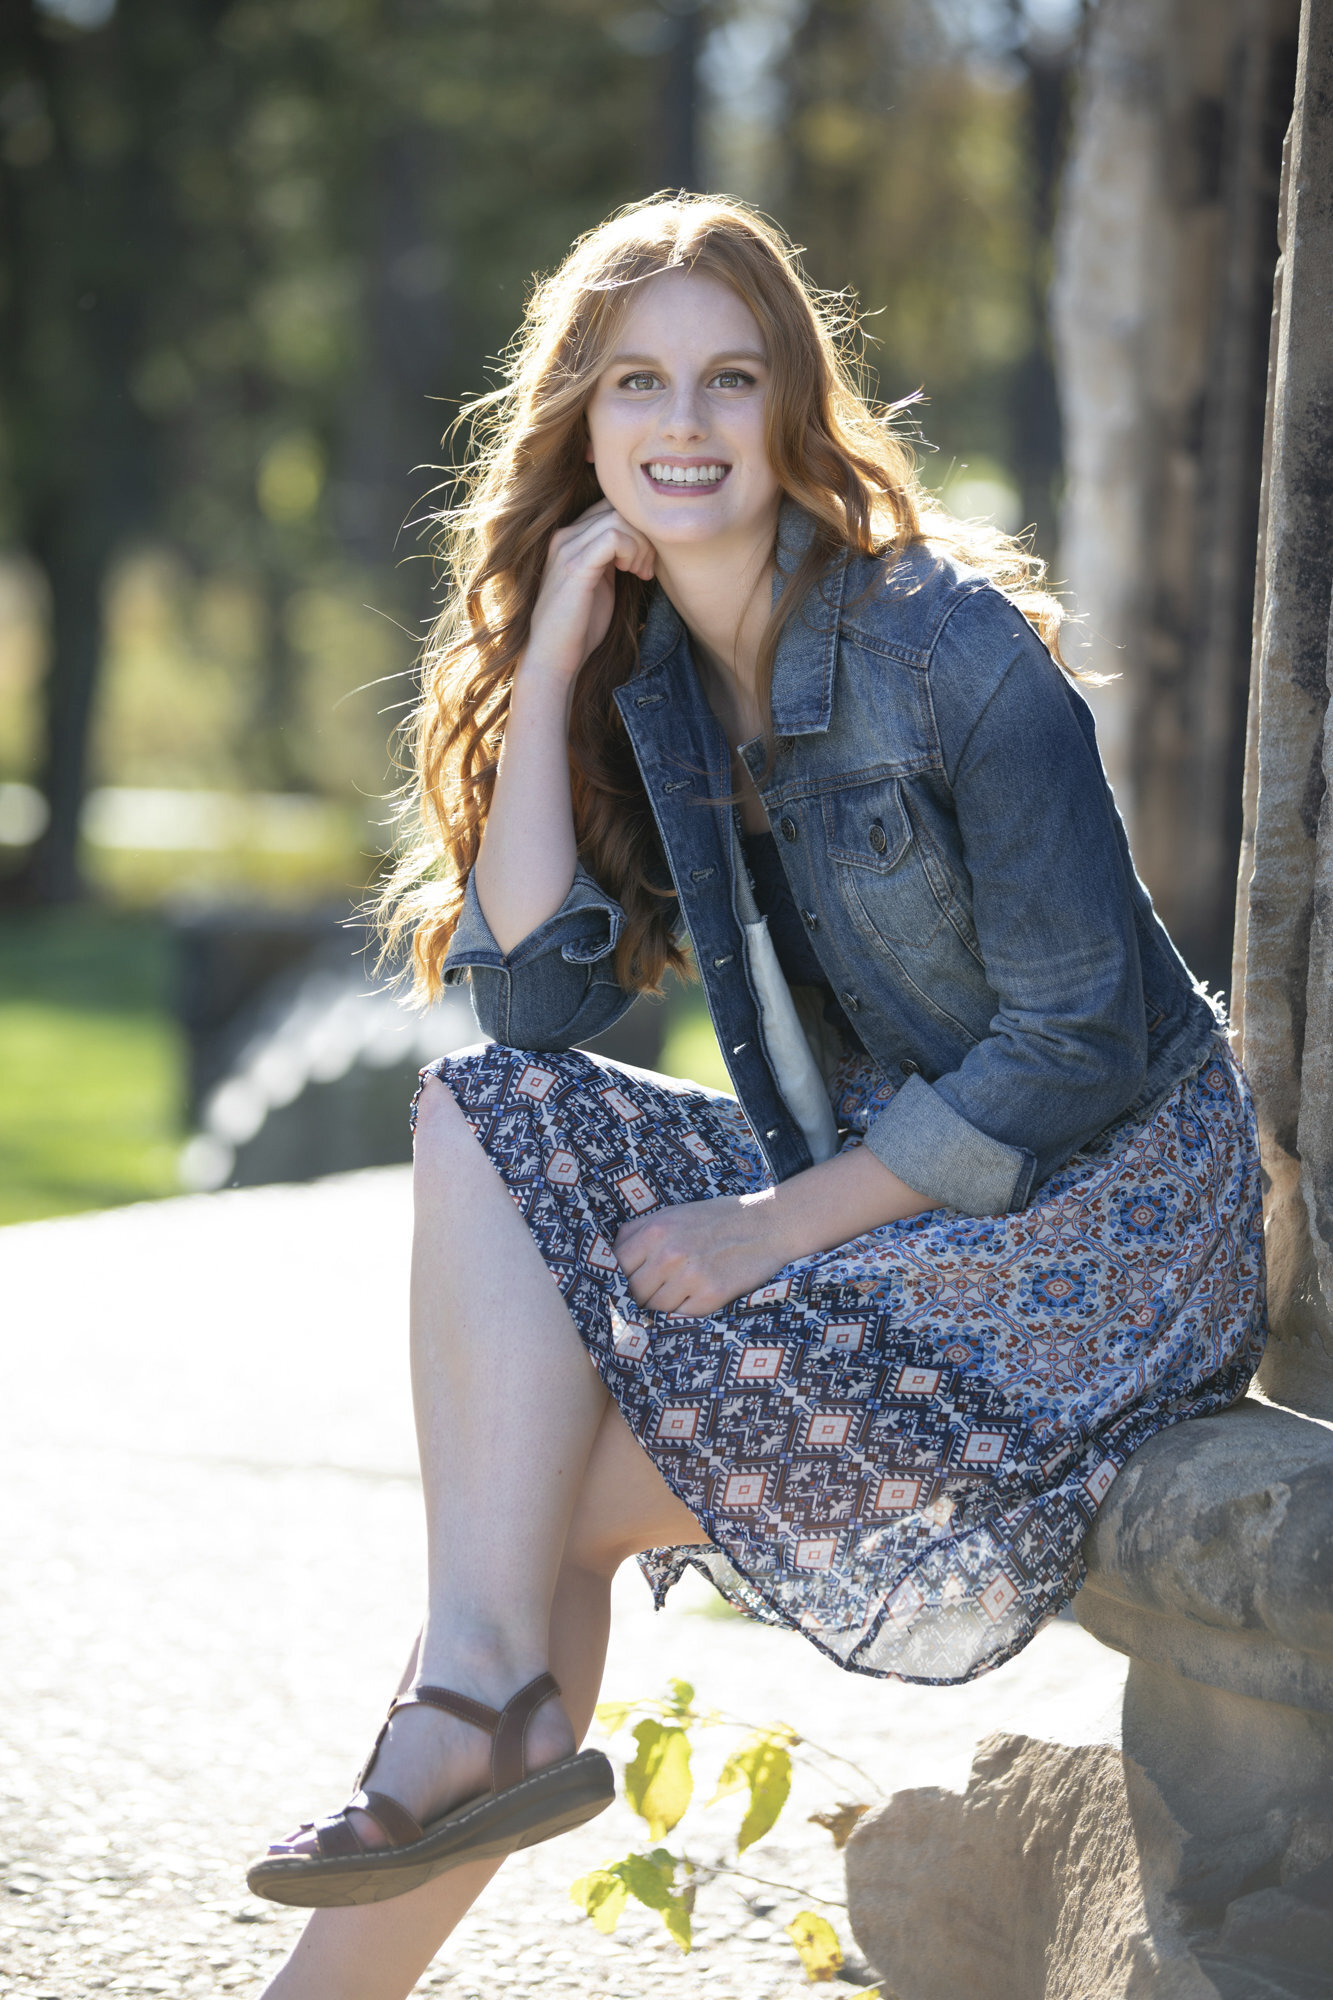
(740, 829), (864, 1053)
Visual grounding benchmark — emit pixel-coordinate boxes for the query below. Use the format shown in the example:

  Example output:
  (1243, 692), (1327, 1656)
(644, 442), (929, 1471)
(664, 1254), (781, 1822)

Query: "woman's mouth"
(642, 460), (732, 494)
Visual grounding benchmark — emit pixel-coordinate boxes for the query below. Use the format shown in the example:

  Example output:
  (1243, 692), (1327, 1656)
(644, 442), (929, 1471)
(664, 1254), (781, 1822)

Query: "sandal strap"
(309, 1786), (425, 1861)
(363, 1670), (563, 1802)
(407, 1684), (503, 1735)
(492, 1671), (560, 1792)
(312, 1811), (367, 1861)
(355, 1788), (425, 1847)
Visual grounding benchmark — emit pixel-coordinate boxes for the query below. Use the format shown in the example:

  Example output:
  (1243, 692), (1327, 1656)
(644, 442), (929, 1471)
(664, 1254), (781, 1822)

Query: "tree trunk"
(1233, 0), (1333, 1418)
(656, 2), (706, 192)
(0, 1), (165, 902)
(1008, 22), (1075, 567)
(23, 521), (110, 902)
(1052, 0), (1298, 998)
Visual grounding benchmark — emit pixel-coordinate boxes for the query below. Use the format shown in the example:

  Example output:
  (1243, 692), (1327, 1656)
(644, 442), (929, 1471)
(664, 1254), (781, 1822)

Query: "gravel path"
(0, 1170), (1127, 1998)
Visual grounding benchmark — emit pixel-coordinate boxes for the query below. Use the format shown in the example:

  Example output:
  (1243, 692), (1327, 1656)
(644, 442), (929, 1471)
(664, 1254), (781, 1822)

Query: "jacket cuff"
(864, 1073), (1036, 1216)
(440, 864), (625, 984)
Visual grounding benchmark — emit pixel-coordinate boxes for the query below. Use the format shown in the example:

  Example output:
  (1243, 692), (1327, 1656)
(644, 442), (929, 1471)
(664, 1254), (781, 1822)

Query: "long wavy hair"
(380, 192), (1067, 1003)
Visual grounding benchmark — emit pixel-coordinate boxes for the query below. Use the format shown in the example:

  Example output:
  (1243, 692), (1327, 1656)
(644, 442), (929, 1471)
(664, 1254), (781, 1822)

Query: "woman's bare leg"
(340, 1072), (614, 1820)
(261, 1403), (704, 2000)
(258, 1073), (707, 1998)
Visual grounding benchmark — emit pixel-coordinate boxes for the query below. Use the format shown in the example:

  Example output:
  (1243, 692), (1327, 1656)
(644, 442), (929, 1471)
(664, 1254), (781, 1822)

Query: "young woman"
(250, 195), (1266, 1998)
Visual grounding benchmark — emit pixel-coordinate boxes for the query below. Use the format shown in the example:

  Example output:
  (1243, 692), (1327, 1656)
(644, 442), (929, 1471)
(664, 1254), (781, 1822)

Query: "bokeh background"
(0, 0), (1216, 1225)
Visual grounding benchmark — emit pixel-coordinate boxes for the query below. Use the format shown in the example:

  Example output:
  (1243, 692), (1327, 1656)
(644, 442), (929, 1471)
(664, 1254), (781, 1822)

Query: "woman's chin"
(639, 503), (776, 557)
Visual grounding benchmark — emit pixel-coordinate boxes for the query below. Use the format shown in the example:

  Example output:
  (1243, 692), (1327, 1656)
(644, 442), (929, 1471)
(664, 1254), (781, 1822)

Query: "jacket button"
(779, 815), (798, 842)
(841, 991), (861, 1014)
(801, 909), (819, 930)
(900, 1059), (920, 1076)
(868, 820), (888, 854)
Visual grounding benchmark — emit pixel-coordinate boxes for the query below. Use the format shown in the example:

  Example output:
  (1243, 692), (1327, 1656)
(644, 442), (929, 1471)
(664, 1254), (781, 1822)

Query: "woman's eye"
(620, 372), (659, 391)
(712, 370), (755, 389)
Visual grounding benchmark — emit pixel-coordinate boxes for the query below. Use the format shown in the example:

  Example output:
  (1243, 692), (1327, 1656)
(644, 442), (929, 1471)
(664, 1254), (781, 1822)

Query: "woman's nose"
(659, 387), (706, 443)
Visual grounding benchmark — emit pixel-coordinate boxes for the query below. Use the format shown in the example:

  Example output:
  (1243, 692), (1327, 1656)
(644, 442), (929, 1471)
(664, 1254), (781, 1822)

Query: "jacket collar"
(636, 499), (848, 737)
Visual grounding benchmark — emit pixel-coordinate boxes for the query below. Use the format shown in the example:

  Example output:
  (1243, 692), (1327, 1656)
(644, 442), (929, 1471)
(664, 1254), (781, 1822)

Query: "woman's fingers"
(525, 502), (655, 677)
(551, 505), (654, 579)
(569, 523), (653, 583)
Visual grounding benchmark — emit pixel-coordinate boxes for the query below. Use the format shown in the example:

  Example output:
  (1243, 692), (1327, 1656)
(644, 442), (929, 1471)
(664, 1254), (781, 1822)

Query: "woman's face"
(583, 266), (782, 556)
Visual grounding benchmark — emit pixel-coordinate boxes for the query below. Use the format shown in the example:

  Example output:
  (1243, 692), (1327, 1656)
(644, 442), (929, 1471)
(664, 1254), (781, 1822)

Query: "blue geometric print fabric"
(414, 1037), (1266, 1686)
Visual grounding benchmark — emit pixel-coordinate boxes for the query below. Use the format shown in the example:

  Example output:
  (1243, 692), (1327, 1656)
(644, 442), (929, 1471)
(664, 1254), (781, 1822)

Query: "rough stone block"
(844, 1731), (1333, 2000)
(1074, 1402), (1333, 1709)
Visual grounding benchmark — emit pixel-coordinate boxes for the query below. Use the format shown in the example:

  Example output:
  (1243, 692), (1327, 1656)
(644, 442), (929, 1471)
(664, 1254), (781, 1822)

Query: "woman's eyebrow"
(606, 349), (769, 367)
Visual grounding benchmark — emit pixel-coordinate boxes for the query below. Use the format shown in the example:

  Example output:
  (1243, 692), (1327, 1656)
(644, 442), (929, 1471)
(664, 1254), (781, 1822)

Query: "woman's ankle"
(414, 1619), (550, 1701)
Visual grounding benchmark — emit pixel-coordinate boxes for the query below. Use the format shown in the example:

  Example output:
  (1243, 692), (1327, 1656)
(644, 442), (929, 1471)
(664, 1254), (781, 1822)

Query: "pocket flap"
(821, 780), (913, 871)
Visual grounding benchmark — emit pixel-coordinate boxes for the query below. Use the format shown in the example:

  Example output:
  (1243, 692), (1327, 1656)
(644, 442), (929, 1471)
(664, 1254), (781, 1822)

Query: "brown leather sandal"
(246, 1671), (614, 1909)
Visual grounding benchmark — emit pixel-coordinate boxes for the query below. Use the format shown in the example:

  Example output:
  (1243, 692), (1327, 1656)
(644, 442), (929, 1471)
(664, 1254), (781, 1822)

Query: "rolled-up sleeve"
(864, 590), (1148, 1214)
(440, 863), (638, 1052)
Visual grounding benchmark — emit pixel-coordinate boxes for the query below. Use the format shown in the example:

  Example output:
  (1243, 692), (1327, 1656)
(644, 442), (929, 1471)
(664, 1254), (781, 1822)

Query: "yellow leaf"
(666, 1678), (695, 1716)
(620, 1850), (693, 1953)
(786, 1910), (844, 1983)
(624, 1720), (693, 1840)
(710, 1731), (793, 1852)
(569, 1869), (628, 1935)
(807, 1801), (871, 1849)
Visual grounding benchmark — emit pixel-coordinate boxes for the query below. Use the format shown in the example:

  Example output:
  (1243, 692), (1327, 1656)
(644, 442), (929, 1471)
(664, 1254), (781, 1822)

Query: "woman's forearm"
(473, 662), (579, 955)
(742, 1143), (941, 1263)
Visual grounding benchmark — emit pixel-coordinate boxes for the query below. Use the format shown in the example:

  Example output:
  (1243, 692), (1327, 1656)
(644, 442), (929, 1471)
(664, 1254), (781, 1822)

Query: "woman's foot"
(266, 1665), (577, 1859)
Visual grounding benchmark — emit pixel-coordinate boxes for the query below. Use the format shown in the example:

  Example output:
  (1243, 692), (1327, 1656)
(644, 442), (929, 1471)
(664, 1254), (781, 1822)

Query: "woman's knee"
(411, 1069), (479, 1186)
(561, 1512), (631, 1581)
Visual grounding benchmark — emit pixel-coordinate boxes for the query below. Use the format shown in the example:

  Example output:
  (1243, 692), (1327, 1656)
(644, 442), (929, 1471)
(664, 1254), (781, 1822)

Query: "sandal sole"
(247, 1749), (615, 1909)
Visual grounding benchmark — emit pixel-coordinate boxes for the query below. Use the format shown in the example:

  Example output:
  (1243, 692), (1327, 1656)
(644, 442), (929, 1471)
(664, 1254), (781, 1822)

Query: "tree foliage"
(0, 0), (1074, 902)
(576, 1679), (886, 1988)
(0, 0), (663, 895)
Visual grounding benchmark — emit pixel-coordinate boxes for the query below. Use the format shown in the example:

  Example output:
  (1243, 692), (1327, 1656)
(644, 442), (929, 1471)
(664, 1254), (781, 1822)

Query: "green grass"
(0, 919), (732, 1228)
(658, 985), (732, 1096)
(0, 911), (183, 1225)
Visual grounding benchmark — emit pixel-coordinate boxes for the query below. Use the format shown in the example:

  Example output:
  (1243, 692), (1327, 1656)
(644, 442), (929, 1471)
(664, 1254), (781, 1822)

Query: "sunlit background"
(2, 0), (1088, 1222)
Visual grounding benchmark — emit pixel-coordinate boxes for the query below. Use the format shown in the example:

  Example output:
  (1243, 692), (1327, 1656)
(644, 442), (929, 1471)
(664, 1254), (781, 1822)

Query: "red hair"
(379, 193), (1065, 1001)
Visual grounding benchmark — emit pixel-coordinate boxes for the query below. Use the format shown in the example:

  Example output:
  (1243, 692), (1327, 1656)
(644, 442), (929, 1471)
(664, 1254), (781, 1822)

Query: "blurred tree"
(0, 0), (188, 901)
(776, 0), (1077, 558)
(0, 0), (665, 902)
(1003, 0), (1080, 561)
(1053, 0), (1299, 995)
(0, 0), (1067, 905)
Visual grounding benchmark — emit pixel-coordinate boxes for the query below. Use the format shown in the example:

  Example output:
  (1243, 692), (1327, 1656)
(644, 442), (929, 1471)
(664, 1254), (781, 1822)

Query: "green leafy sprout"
(570, 1678), (886, 1988)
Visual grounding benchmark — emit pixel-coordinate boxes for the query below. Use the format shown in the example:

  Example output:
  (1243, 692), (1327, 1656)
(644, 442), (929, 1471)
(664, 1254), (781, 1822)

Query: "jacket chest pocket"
(820, 779), (948, 948)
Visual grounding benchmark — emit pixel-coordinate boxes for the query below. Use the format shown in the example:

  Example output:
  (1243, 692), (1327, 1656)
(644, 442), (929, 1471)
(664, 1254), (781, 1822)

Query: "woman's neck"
(653, 521), (776, 718)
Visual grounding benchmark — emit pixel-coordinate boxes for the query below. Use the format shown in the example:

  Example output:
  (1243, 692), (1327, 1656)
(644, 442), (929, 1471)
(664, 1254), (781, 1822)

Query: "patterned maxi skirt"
(414, 1035), (1266, 1686)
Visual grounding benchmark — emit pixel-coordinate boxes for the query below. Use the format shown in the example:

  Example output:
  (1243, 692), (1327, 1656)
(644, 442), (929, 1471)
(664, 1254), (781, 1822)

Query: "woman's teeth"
(646, 463), (729, 485)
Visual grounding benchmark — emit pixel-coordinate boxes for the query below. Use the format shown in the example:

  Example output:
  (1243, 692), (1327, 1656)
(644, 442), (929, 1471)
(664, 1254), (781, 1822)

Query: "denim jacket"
(441, 504), (1220, 1214)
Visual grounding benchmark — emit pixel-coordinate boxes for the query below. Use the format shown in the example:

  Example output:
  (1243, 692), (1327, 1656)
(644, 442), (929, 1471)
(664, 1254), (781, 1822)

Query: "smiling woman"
(249, 195), (1265, 2000)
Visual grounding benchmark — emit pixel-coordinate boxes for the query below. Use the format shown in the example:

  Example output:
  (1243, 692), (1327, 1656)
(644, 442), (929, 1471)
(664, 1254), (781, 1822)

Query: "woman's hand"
(614, 1193), (788, 1319)
(525, 499), (656, 686)
(474, 501), (653, 951)
(613, 1146), (940, 1320)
